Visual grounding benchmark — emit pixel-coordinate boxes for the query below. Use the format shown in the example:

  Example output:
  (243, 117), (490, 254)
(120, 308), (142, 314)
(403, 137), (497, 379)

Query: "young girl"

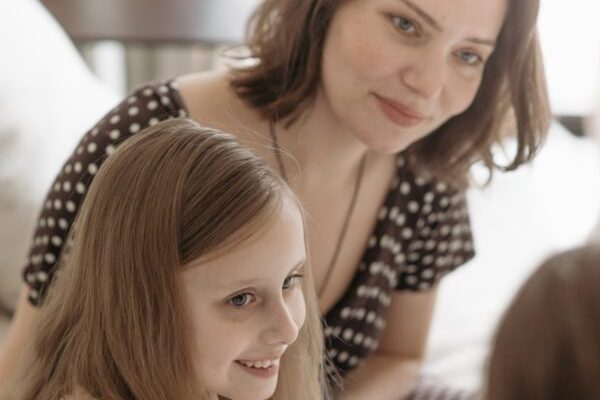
(1, 119), (327, 399)
(2, 0), (550, 397)
(485, 244), (600, 400)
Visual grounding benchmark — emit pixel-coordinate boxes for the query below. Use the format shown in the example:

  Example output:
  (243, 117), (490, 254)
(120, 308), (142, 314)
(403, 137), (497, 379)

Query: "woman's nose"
(402, 51), (446, 100)
(261, 300), (301, 346)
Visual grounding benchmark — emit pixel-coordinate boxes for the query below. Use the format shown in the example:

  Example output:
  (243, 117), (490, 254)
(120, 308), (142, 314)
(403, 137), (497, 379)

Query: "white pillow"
(0, 0), (119, 313)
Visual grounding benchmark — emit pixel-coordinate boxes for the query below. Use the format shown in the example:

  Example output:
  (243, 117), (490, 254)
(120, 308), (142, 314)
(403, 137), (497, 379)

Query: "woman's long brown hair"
(230, 0), (551, 188)
(486, 244), (600, 400)
(2, 119), (327, 399)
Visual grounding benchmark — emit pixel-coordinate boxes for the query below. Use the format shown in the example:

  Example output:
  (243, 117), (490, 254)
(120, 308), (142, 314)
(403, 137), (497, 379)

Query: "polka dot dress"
(22, 78), (475, 379)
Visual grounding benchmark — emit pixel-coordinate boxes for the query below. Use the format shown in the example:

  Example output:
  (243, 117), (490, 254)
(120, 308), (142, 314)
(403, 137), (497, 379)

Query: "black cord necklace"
(269, 121), (367, 298)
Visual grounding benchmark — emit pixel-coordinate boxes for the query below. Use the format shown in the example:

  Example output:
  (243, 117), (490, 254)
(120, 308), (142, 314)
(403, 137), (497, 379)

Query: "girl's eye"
(457, 50), (484, 66)
(282, 274), (304, 290)
(228, 293), (255, 308)
(391, 16), (417, 35)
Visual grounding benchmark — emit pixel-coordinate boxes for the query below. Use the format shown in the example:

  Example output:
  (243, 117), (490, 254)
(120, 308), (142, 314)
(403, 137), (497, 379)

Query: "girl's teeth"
(239, 359), (279, 369)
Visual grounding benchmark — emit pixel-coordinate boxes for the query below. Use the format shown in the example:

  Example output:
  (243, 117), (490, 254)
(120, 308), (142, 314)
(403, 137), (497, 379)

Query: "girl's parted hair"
(230, 0), (551, 188)
(3, 119), (327, 400)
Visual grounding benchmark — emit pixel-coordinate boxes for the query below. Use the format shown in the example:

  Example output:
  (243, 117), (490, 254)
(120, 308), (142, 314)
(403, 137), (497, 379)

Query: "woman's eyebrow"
(399, 0), (442, 32)
(220, 259), (306, 289)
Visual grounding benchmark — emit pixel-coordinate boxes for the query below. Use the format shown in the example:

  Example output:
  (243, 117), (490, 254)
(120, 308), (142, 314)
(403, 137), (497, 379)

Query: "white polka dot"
(39, 218), (46, 228)
(394, 253), (405, 264)
(74, 162), (82, 173)
(355, 308), (366, 320)
(128, 106), (139, 116)
(149, 117), (160, 126)
(400, 182), (411, 195)
(129, 123), (141, 133)
(63, 181), (71, 192)
(408, 201), (420, 213)
(353, 333), (364, 345)
(389, 206), (399, 219)
(406, 275), (418, 286)
(368, 236), (377, 247)
(66, 201), (77, 213)
(178, 109), (187, 117)
(109, 129), (121, 140)
(363, 337), (373, 348)
(327, 348), (338, 359)
(348, 356), (359, 367)
(337, 351), (349, 363)
(158, 85), (169, 94)
(54, 182), (61, 192)
(357, 285), (366, 297)
(76, 182), (86, 194)
(42, 236), (49, 245)
(58, 218), (69, 230)
(105, 144), (116, 155)
(88, 163), (98, 175)
(51, 236), (63, 246)
(29, 291), (39, 300)
(47, 217), (55, 228)
(415, 176), (427, 186)
(378, 206), (388, 220)
(147, 100), (158, 110)
(419, 282), (431, 290)
(45, 200), (52, 210)
(26, 273), (36, 283)
(87, 142), (97, 153)
(110, 115), (120, 124)
(421, 269), (434, 279)
(440, 225), (451, 237)
(407, 265), (417, 273)
(422, 204), (433, 214)
(423, 255), (434, 265)
(424, 192), (435, 203)
(64, 164), (72, 174)
(77, 146), (84, 155)
(401, 227), (413, 239)
(395, 213), (406, 226)
(143, 88), (153, 96)
(366, 311), (376, 323)
(127, 95), (138, 104)
(436, 182), (448, 193)
(440, 197), (450, 207)
(160, 96), (170, 105)
(37, 271), (49, 282)
(91, 127), (99, 136)
(425, 240), (436, 250)
(342, 329), (354, 341)
(340, 307), (351, 319)
(44, 253), (56, 264)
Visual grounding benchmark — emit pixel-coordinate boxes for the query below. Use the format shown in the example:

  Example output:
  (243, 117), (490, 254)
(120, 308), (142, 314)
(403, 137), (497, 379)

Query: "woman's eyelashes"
(225, 273), (304, 309)
(389, 14), (421, 37)
(455, 49), (485, 67)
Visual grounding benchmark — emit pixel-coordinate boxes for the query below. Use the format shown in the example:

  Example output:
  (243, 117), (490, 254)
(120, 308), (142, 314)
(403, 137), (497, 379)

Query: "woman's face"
(181, 199), (307, 400)
(319, 0), (508, 154)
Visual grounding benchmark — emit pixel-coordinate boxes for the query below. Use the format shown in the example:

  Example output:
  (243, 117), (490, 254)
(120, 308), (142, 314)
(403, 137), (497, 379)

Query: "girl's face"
(181, 199), (307, 400)
(319, 0), (508, 154)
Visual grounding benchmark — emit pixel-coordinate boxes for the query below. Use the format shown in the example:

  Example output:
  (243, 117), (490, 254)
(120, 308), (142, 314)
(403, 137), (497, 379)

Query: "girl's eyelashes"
(227, 292), (255, 308)
(283, 274), (304, 290)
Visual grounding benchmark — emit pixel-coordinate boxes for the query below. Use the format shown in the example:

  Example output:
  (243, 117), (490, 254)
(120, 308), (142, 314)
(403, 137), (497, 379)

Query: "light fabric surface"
(0, 0), (118, 317)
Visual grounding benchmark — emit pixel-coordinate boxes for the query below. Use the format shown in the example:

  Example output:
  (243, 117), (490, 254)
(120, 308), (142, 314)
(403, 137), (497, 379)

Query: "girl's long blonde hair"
(3, 119), (327, 399)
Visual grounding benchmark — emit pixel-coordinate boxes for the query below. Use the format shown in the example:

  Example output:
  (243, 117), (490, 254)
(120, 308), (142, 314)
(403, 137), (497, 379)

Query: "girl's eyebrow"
(222, 259), (306, 288)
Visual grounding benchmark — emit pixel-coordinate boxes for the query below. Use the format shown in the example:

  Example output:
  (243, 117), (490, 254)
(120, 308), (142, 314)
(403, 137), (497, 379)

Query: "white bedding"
(424, 122), (600, 390)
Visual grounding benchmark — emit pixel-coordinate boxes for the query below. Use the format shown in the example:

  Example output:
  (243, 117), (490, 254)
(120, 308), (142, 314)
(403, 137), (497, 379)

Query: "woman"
(1, 119), (327, 399)
(1, 0), (550, 397)
(486, 244), (600, 400)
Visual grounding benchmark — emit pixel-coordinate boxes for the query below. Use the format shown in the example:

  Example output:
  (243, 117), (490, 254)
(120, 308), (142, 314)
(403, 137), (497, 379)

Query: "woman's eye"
(391, 16), (417, 35)
(228, 293), (255, 308)
(457, 50), (483, 66)
(282, 274), (304, 290)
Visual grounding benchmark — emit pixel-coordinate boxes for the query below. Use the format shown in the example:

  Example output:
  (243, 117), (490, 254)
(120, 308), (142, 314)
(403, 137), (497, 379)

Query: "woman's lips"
(373, 94), (428, 128)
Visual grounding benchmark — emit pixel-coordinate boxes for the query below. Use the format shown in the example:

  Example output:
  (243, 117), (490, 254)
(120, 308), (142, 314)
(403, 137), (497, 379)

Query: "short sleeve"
(393, 177), (475, 291)
(22, 79), (188, 306)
